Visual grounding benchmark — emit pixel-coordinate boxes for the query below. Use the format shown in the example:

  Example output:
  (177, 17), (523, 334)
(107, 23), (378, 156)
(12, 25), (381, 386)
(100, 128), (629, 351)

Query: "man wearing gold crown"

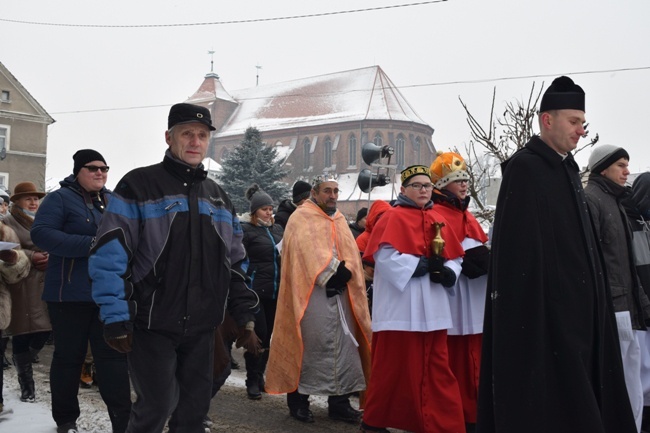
(265, 174), (372, 425)
(430, 151), (489, 433)
(360, 165), (466, 433)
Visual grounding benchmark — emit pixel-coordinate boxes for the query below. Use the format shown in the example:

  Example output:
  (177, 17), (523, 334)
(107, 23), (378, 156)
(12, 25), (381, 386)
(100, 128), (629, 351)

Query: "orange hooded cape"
(265, 200), (372, 396)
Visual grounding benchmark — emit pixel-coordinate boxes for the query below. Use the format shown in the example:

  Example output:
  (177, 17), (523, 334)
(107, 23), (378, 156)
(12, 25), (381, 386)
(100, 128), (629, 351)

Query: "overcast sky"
(1, 0), (649, 189)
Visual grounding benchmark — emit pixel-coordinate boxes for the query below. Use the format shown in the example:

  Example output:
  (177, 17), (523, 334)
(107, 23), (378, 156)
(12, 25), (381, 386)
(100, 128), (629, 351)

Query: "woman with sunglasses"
(31, 149), (131, 433)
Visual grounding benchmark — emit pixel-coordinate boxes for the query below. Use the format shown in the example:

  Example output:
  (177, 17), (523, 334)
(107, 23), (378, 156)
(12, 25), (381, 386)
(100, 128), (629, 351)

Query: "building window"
(396, 134), (405, 167)
(374, 132), (383, 147)
(0, 91), (9, 102)
(303, 138), (311, 168)
(348, 134), (357, 167)
(324, 136), (332, 168)
(221, 147), (230, 161)
(0, 126), (8, 157)
(415, 136), (421, 151)
(0, 173), (7, 189)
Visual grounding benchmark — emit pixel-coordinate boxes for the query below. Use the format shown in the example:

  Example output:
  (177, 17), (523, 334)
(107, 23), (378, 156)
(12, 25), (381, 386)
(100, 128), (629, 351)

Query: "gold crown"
(430, 151), (469, 189)
(400, 165), (430, 184)
(312, 172), (339, 186)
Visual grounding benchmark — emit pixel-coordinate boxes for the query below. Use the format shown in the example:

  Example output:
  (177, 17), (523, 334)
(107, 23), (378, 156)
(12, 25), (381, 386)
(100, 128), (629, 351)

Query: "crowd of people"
(1, 74), (650, 433)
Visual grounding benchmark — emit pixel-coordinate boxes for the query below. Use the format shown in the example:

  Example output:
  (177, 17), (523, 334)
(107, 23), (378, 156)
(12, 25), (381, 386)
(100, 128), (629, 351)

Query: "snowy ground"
(1, 359), (122, 433)
(0, 347), (339, 433)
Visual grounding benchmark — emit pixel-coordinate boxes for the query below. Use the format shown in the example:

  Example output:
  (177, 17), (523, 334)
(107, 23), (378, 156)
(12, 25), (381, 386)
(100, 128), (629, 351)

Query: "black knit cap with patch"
(168, 103), (216, 131)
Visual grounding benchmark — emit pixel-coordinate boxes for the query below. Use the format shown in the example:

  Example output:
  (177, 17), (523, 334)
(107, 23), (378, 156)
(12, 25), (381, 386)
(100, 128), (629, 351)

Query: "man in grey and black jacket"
(89, 103), (260, 433)
(585, 144), (650, 431)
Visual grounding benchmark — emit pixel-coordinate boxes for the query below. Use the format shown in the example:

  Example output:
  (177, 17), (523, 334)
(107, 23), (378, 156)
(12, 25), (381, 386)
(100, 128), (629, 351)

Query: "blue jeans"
(47, 302), (131, 432)
(127, 328), (214, 433)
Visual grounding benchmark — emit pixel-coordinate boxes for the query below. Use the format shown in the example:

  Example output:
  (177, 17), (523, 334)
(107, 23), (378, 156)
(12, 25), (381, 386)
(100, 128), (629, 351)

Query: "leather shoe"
(360, 421), (390, 432)
(328, 405), (362, 423)
(290, 407), (314, 423)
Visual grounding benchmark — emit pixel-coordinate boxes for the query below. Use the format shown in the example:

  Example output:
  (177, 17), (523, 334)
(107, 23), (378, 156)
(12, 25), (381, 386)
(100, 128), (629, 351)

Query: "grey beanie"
(245, 184), (274, 214)
(588, 145), (629, 174)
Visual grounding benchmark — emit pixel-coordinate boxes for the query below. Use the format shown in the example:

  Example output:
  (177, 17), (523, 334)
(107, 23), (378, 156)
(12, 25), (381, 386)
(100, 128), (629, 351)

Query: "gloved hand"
(32, 252), (49, 272)
(461, 245), (490, 279)
(103, 321), (134, 353)
(427, 255), (446, 274)
(326, 285), (346, 298)
(235, 321), (262, 356)
(428, 255), (457, 288)
(326, 261), (352, 289)
(412, 256), (429, 278)
(106, 334), (133, 353)
(0, 249), (17, 264)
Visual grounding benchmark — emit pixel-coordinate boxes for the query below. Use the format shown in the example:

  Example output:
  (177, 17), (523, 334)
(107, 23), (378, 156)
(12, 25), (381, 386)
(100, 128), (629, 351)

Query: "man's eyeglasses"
(405, 182), (434, 191)
(453, 179), (469, 185)
(83, 165), (110, 173)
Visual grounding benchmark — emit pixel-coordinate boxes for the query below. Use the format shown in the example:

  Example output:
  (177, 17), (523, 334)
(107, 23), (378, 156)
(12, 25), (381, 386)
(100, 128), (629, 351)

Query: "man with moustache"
(265, 174), (372, 425)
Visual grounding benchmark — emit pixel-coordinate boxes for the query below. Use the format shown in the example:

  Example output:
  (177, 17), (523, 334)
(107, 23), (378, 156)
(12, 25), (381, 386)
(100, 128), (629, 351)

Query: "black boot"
(257, 350), (269, 393)
(244, 351), (261, 400)
(13, 352), (35, 403)
(0, 337), (9, 370)
(29, 347), (41, 364)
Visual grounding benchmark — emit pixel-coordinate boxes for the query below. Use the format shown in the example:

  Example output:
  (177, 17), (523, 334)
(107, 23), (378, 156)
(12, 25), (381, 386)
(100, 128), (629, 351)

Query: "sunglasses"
(83, 165), (110, 173)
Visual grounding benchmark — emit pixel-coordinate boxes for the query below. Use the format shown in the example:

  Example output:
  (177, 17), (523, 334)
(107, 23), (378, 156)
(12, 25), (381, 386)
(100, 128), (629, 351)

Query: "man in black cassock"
(476, 76), (636, 433)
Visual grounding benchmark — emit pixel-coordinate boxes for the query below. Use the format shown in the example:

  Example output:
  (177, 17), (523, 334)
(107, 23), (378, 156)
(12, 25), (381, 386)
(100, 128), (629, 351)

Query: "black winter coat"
(274, 199), (296, 229)
(585, 174), (650, 329)
(241, 217), (283, 300)
(477, 136), (635, 433)
(624, 172), (650, 303)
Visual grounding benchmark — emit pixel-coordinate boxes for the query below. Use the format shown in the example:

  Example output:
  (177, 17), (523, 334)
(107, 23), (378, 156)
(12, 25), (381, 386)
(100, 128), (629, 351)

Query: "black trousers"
(47, 302), (131, 433)
(254, 298), (277, 349)
(287, 390), (352, 411)
(127, 328), (214, 433)
(12, 330), (51, 354)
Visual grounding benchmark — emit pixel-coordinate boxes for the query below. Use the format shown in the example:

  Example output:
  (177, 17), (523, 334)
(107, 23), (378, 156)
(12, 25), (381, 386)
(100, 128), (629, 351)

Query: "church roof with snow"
(188, 66), (430, 138)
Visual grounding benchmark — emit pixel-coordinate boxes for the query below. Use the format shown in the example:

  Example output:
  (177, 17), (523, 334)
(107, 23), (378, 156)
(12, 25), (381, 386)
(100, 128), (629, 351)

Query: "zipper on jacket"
(67, 258), (75, 283)
(165, 201), (181, 211)
(264, 227), (280, 300)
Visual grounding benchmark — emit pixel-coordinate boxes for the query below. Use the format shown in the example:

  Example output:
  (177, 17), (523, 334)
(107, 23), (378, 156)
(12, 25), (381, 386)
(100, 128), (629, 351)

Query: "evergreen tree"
(218, 127), (291, 213)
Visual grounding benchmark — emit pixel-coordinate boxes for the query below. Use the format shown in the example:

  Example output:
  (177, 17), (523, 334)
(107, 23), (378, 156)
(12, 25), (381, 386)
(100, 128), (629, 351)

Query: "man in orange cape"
(265, 175), (372, 425)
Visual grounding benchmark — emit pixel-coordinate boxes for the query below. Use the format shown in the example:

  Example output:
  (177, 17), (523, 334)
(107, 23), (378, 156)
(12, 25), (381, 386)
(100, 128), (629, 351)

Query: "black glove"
(461, 246), (490, 279)
(428, 255), (457, 288)
(412, 256), (429, 278)
(427, 255), (445, 274)
(326, 285), (347, 298)
(103, 321), (134, 353)
(326, 261), (352, 297)
(326, 261), (352, 289)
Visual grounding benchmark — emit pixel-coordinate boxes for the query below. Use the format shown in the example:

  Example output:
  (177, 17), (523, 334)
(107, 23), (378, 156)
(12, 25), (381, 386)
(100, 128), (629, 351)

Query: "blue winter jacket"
(31, 176), (111, 302)
(89, 151), (254, 337)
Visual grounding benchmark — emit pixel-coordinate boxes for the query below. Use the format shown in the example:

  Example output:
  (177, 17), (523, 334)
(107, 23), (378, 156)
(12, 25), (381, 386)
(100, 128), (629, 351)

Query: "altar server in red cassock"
(360, 165), (465, 433)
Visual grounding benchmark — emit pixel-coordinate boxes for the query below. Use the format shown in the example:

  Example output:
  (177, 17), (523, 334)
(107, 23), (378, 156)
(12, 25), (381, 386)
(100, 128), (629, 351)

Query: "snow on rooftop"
(202, 157), (222, 172)
(337, 171), (400, 203)
(215, 66), (428, 138)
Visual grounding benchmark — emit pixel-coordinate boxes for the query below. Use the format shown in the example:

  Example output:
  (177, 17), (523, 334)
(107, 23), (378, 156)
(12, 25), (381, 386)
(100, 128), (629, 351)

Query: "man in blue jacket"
(89, 103), (260, 433)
